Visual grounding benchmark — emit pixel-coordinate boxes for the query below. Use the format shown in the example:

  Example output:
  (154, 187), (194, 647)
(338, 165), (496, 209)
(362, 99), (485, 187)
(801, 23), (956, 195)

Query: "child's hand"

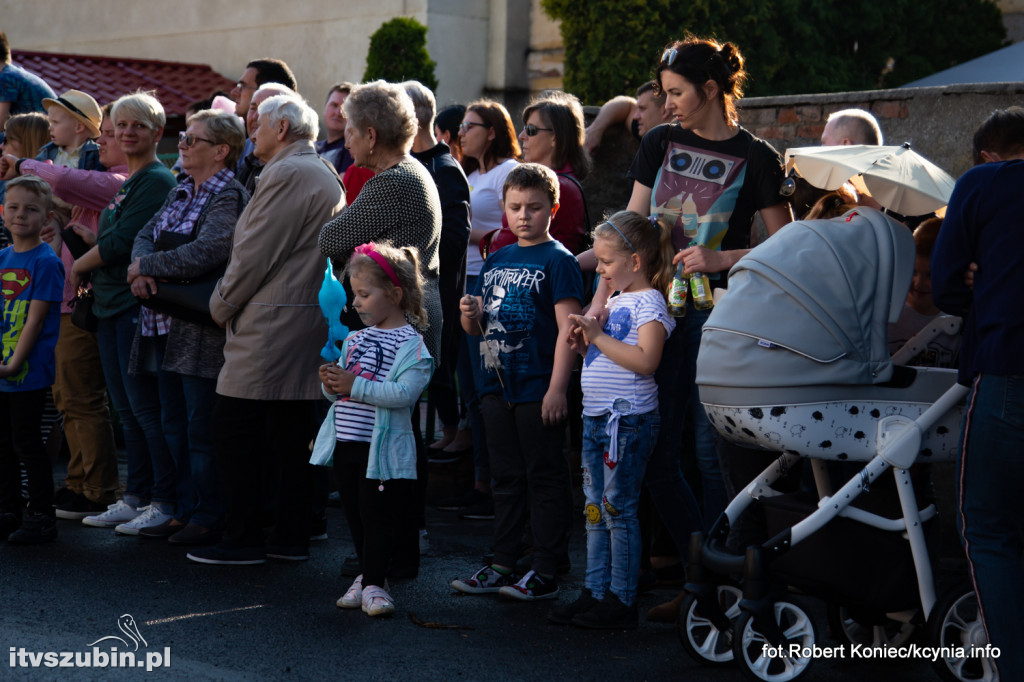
(0, 362), (18, 379)
(566, 318), (588, 354)
(567, 313), (603, 346)
(541, 388), (568, 426)
(460, 294), (481, 320)
(321, 364), (356, 395)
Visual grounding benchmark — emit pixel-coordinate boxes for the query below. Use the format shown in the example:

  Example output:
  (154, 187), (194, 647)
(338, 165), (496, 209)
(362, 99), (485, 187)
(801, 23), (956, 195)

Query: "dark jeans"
(957, 374), (1024, 681)
(212, 396), (316, 549)
(0, 388), (52, 517)
(482, 395), (573, 576)
(162, 372), (225, 528)
(333, 440), (418, 585)
(96, 308), (180, 509)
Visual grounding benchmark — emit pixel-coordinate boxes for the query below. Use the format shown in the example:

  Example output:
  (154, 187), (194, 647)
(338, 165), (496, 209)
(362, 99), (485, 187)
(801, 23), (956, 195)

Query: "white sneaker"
(337, 575), (363, 609)
(114, 506), (172, 536)
(419, 529), (430, 556)
(361, 585), (395, 617)
(82, 500), (143, 528)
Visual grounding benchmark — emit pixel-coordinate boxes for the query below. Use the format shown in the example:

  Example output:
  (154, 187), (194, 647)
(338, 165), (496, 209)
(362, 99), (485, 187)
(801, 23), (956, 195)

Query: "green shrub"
(542, 0), (1006, 104)
(363, 17), (439, 92)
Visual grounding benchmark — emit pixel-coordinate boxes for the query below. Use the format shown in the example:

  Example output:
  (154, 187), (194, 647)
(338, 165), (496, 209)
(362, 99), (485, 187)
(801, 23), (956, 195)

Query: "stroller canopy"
(698, 208), (914, 388)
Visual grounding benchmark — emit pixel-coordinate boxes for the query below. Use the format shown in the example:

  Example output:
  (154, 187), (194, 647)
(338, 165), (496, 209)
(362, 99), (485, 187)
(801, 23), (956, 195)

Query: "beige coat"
(210, 140), (346, 400)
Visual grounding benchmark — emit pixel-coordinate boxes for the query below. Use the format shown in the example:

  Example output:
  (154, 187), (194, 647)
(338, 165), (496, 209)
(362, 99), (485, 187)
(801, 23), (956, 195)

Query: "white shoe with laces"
(81, 500), (143, 528)
(114, 506), (172, 536)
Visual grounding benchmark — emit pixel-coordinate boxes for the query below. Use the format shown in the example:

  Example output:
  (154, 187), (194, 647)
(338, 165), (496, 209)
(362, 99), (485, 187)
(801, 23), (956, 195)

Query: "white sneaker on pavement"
(361, 585), (395, 617)
(114, 506), (172, 536)
(81, 500), (143, 528)
(337, 575), (363, 609)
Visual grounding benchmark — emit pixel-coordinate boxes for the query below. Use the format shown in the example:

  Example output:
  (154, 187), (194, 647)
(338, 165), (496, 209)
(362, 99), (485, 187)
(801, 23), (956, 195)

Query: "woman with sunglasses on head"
(123, 110), (249, 545)
(596, 36), (791, 622)
(484, 91), (591, 257)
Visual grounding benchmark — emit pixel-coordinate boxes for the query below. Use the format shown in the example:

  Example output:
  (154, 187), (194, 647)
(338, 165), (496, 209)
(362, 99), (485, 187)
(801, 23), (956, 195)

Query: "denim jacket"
(34, 139), (103, 171)
(312, 331), (434, 480)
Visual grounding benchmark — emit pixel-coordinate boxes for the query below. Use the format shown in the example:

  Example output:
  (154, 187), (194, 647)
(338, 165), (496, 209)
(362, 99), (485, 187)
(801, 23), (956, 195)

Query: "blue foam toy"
(318, 257), (349, 362)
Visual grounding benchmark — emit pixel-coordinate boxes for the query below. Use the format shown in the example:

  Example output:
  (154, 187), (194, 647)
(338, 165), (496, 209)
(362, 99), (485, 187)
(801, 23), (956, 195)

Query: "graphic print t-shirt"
(581, 289), (675, 416)
(473, 240), (583, 403)
(0, 243), (64, 391)
(628, 124), (785, 274)
(334, 324), (419, 442)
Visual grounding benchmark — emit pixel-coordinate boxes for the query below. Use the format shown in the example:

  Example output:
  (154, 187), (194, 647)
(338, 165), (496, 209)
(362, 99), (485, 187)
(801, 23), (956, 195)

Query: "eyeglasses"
(522, 124), (554, 137)
(661, 48), (678, 66)
(234, 81), (258, 91)
(178, 132), (218, 148)
(458, 121), (488, 133)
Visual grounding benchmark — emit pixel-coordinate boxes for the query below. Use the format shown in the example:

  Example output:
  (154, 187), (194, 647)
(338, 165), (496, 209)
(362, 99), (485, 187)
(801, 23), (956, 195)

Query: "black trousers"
(212, 396), (316, 549)
(333, 440), (417, 587)
(482, 396), (572, 576)
(0, 388), (52, 517)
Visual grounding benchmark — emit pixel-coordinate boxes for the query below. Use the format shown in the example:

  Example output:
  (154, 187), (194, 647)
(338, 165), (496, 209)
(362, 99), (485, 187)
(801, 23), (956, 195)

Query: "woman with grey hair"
(123, 109), (249, 545)
(317, 79), (442, 605)
(70, 91), (180, 535)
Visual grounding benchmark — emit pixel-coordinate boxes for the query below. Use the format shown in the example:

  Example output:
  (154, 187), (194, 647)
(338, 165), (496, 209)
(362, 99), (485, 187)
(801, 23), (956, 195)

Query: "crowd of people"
(0, 28), (1020, 677)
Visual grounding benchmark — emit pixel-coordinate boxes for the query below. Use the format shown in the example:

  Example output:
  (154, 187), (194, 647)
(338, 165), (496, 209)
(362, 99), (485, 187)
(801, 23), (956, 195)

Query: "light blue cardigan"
(311, 329), (434, 481)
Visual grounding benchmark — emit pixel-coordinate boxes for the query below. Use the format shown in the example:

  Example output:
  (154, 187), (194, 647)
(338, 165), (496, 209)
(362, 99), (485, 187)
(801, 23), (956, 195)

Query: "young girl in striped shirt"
(316, 241), (433, 617)
(557, 210), (675, 629)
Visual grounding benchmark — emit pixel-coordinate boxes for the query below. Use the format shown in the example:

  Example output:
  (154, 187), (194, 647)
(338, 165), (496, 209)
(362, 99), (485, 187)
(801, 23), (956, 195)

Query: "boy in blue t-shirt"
(0, 175), (65, 544)
(452, 163), (584, 600)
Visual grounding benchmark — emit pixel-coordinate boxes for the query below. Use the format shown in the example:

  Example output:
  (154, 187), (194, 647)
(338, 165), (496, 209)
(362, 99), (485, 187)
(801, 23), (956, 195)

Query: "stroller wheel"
(826, 603), (917, 650)
(678, 584), (742, 665)
(926, 582), (999, 682)
(733, 599), (817, 682)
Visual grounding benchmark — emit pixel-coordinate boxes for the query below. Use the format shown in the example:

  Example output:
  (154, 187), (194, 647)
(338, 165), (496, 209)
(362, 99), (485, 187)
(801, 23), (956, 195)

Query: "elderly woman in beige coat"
(188, 93), (346, 566)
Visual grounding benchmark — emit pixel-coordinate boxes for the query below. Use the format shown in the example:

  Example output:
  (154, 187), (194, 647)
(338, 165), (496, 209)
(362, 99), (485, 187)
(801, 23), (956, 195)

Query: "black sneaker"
(451, 565), (519, 594)
(55, 493), (109, 520)
(459, 494), (495, 520)
(340, 554), (361, 577)
(435, 488), (487, 512)
(186, 544), (266, 565)
(266, 545), (310, 561)
(547, 589), (600, 624)
(571, 592), (639, 630)
(7, 512), (57, 544)
(498, 570), (559, 601)
(52, 487), (78, 508)
(0, 512), (21, 538)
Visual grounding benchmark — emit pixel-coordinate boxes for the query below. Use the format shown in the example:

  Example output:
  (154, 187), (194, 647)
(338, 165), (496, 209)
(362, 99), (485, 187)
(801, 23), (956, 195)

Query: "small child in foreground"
(314, 241), (434, 617)
(552, 210), (675, 629)
(452, 163), (584, 600)
(0, 175), (65, 543)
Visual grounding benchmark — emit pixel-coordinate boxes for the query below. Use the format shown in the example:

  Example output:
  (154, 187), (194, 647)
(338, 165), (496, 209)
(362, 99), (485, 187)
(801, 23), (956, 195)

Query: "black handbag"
(70, 284), (98, 332)
(138, 222), (225, 327)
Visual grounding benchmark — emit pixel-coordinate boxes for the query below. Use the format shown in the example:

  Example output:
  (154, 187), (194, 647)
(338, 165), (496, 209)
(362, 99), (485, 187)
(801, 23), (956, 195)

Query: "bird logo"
(88, 614), (148, 651)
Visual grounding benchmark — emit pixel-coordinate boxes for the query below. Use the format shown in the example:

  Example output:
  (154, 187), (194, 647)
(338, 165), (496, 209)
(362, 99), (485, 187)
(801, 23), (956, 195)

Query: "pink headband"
(353, 242), (402, 289)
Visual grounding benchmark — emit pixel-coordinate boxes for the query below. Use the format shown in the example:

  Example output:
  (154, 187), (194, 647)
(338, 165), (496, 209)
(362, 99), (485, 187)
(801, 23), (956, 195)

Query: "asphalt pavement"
(0, 464), (945, 682)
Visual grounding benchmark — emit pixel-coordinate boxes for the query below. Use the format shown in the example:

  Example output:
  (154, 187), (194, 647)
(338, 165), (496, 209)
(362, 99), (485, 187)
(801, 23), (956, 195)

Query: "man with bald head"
(821, 108), (884, 146)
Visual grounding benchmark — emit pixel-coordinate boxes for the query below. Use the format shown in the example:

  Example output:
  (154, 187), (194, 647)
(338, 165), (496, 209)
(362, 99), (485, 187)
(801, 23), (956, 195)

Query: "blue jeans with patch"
(582, 410), (659, 606)
(957, 373), (1024, 681)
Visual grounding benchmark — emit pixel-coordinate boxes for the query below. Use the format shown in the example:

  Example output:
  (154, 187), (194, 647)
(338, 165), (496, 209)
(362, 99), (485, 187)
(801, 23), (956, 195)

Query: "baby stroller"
(678, 209), (995, 681)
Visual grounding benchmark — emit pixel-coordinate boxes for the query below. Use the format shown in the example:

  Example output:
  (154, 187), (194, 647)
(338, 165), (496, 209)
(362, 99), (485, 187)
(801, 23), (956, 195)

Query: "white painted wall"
(1, 0), (506, 117)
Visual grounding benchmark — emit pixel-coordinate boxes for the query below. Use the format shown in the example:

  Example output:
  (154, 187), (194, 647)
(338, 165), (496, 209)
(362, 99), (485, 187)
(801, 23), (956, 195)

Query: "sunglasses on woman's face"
(178, 132), (217, 148)
(458, 121), (488, 133)
(522, 124), (554, 137)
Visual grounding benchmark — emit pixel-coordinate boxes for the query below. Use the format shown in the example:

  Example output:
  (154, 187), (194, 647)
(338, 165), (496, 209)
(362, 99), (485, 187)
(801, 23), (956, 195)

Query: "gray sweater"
(131, 178), (249, 379)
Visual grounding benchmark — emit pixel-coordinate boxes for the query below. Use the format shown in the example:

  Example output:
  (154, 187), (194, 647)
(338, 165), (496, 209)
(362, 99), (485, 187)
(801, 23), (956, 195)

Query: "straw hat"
(41, 89), (102, 138)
